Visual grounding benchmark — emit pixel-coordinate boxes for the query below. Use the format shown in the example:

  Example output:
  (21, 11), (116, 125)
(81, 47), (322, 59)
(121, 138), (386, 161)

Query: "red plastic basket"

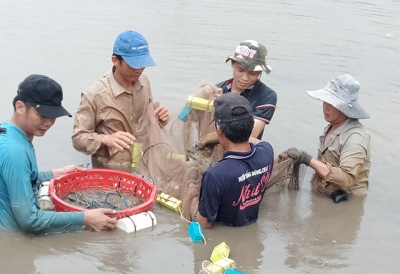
(49, 169), (157, 219)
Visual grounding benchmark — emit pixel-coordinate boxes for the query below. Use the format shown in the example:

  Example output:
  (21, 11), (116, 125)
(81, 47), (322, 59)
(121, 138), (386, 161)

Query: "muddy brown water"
(1, 0), (399, 273)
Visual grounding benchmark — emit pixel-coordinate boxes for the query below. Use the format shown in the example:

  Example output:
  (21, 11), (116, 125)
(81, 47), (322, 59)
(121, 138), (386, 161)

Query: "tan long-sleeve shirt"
(71, 70), (153, 171)
(311, 119), (371, 196)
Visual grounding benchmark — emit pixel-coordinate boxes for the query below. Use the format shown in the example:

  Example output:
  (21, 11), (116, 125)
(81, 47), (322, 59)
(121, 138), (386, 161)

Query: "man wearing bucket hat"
(191, 93), (274, 227)
(198, 40), (277, 150)
(72, 30), (169, 171)
(0, 75), (117, 234)
(287, 74), (371, 201)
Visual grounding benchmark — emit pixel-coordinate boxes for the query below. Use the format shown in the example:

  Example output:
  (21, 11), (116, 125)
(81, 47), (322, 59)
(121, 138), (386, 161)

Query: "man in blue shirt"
(191, 93), (274, 227)
(0, 74), (117, 234)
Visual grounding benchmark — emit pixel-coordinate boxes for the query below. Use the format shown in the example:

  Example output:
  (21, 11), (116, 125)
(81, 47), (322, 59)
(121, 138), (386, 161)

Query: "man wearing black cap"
(0, 75), (117, 234)
(191, 93), (274, 228)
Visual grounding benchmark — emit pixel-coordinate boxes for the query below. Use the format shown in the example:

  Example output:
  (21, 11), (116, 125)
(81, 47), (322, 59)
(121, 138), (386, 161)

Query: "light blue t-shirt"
(0, 122), (84, 234)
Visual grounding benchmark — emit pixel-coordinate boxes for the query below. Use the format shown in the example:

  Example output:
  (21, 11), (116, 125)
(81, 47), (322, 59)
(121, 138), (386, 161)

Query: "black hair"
(216, 107), (254, 143)
(12, 95), (32, 111)
(113, 54), (124, 62)
(112, 54), (124, 72)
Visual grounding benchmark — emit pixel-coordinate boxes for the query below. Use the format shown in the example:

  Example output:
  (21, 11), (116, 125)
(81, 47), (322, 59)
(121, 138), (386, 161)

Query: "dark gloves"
(330, 189), (348, 203)
(287, 148), (312, 166)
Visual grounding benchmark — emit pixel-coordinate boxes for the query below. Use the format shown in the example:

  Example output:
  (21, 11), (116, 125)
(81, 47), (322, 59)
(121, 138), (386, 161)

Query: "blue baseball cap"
(113, 30), (155, 69)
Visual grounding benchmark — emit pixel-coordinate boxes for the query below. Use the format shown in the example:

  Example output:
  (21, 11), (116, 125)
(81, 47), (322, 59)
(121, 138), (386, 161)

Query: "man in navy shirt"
(191, 93), (274, 227)
(199, 40), (277, 149)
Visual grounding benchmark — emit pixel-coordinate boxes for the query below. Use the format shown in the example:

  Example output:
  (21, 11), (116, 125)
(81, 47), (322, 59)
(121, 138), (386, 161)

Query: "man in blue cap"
(0, 75), (117, 234)
(287, 74), (371, 202)
(72, 30), (169, 171)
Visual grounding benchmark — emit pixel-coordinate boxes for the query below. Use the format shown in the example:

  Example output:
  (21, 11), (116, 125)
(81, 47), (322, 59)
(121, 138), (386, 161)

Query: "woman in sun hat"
(287, 74), (371, 202)
(198, 40), (277, 150)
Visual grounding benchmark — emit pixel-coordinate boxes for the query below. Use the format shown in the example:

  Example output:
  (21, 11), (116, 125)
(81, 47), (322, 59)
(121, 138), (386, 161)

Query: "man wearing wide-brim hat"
(287, 74), (371, 201)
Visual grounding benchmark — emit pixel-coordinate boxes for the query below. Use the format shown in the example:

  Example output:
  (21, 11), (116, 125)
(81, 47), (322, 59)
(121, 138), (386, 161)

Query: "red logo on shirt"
(232, 171), (271, 210)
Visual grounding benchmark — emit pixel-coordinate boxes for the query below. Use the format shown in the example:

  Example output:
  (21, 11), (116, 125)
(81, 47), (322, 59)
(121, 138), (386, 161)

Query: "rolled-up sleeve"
(323, 133), (369, 191)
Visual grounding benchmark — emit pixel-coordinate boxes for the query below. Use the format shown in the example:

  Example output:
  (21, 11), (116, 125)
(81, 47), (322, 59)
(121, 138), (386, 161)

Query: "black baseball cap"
(16, 74), (72, 118)
(214, 93), (253, 123)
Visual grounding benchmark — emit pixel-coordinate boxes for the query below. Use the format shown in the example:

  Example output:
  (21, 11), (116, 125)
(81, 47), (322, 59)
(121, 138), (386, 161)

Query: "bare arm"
(198, 131), (219, 150)
(197, 212), (212, 228)
(52, 165), (86, 178)
(309, 158), (329, 178)
(190, 196), (212, 228)
(250, 119), (266, 139)
(249, 137), (261, 145)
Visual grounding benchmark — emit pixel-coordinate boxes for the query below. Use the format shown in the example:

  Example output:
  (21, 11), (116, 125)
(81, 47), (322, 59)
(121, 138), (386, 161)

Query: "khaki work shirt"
(72, 70), (154, 171)
(311, 119), (371, 196)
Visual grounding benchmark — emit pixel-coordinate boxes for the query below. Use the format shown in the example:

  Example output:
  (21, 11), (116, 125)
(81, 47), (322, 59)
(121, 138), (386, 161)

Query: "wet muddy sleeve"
(323, 133), (369, 191)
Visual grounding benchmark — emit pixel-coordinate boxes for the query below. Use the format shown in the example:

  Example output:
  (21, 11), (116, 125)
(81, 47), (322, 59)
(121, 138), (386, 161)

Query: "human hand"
(101, 131), (135, 151)
(83, 208), (118, 231)
(154, 104), (169, 124)
(198, 132), (219, 150)
(52, 165), (86, 178)
(287, 148), (312, 166)
(317, 182), (326, 193)
(213, 88), (223, 99)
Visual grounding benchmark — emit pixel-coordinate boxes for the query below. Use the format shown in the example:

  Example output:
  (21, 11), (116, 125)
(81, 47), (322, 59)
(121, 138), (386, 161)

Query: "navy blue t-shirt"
(198, 142), (274, 227)
(216, 79), (277, 139)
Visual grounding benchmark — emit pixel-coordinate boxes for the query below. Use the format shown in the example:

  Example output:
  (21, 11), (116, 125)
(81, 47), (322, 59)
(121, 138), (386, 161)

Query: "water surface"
(0, 0), (399, 273)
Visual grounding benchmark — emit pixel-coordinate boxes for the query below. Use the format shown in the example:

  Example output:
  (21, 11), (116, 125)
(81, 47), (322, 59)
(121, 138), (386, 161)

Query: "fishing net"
(115, 83), (305, 220)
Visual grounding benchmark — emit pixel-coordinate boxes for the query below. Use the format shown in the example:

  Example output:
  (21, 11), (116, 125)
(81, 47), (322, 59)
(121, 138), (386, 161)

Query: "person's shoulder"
(256, 141), (273, 151)
(215, 79), (229, 89)
(0, 125), (27, 158)
(254, 80), (276, 93)
(138, 73), (151, 86)
(84, 71), (113, 96)
(343, 119), (369, 136)
(206, 158), (236, 177)
(252, 81), (277, 102)
(139, 73), (150, 81)
(342, 120), (370, 144)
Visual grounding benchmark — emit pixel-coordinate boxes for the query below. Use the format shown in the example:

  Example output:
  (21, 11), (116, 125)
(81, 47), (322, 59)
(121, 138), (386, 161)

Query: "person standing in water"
(199, 40), (277, 149)
(287, 74), (371, 202)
